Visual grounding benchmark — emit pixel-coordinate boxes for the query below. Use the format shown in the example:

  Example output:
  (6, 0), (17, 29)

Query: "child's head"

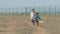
(32, 9), (34, 10)
(32, 9), (35, 12)
(36, 12), (39, 15)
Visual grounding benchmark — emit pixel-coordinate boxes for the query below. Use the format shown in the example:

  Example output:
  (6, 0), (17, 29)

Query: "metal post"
(21, 8), (22, 16)
(39, 7), (40, 15)
(12, 8), (14, 15)
(16, 8), (18, 15)
(5, 8), (7, 15)
(55, 6), (56, 16)
(1, 8), (3, 15)
(9, 8), (11, 14)
(29, 7), (31, 15)
(44, 7), (46, 16)
(25, 7), (27, 16)
(49, 6), (51, 16)
(29, 7), (31, 12)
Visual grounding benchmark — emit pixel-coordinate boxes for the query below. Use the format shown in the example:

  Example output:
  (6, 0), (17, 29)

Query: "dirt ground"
(0, 15), (60, 34)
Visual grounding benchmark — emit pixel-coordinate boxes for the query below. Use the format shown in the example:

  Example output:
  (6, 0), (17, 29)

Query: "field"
(0, 15), (60, 34)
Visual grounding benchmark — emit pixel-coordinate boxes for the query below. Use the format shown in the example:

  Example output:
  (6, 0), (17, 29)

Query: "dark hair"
(32, 9), (35, 13)
(36, 12), (39, 14)
(32, 9), (34, 10)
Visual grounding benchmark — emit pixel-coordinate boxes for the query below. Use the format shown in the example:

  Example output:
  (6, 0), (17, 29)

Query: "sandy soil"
(0, 15), (60, 34)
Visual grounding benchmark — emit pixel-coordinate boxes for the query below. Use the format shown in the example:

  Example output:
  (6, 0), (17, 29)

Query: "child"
(34, 12), (41, 27)
(30, 9), (35, 27)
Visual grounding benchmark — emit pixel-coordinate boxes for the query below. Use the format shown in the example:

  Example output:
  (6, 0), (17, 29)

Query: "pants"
(31, 19), (35, 25)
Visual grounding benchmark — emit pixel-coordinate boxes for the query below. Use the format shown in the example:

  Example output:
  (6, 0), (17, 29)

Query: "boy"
(34, 12), (41, 27)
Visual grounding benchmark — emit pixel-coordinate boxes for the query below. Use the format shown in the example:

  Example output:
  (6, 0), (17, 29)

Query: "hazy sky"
(0, 0), (60, 8)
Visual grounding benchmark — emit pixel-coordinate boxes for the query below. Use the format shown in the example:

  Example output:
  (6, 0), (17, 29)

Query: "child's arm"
(39, 16), (41, 20)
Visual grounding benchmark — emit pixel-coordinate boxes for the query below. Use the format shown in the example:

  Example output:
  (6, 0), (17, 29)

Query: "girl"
(30, 9), (35, 27)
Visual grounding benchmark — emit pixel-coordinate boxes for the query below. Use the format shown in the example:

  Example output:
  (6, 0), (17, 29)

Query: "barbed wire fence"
(0, 6), (60, 16)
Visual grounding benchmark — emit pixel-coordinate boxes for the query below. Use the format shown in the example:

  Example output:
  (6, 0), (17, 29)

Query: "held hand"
(40, 19), (41, 20)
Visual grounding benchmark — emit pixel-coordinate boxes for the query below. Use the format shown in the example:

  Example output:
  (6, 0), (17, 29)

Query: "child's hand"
(39, 17), (41, 20)
(40, 19), (41, 20)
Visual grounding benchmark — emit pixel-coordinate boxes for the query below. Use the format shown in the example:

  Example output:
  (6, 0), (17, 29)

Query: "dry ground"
(0, 15), (60, 34)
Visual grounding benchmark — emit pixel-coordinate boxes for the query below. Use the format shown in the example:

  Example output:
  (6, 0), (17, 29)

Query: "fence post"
(5, 8), (7, 15)
(12, 8), (14, 15)
(55, 6), (56, 16)
(25, 7), (27, 16)
(16, 8), (18, 15)
(44, 7), (46, 16)
(1, 8), (3, 15)
(21, 8), (22, 16)
(49, 6), (51, 16)
(29, 7), (31, 13)
(38, 7), (40, 15)
(9, 8), (11, 14)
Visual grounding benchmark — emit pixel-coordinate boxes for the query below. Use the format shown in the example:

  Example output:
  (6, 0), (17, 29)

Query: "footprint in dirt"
(32, 27), (50, 34)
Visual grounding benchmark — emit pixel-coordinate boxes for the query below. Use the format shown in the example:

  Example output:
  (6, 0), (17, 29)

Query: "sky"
(0, 0), (60, 8)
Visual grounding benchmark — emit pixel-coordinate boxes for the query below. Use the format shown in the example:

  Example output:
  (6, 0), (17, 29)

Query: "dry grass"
(0, 15), (60, 34)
